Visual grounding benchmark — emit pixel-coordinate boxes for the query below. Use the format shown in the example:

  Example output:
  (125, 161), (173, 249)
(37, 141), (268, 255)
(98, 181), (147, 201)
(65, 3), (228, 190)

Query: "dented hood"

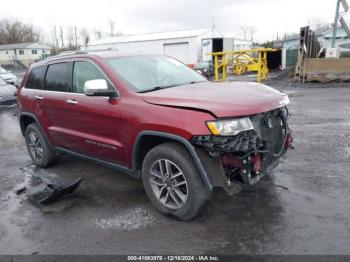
(140, 81), (289, 117)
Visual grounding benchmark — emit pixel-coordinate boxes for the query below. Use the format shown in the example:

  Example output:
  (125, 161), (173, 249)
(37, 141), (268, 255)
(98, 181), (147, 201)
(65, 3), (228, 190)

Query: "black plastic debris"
(29, 178), (83, 205)
(15, 186), (26, 195)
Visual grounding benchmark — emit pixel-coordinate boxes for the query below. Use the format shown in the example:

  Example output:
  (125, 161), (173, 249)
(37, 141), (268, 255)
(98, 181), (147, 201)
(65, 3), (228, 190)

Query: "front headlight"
(206, 117), (254, 136)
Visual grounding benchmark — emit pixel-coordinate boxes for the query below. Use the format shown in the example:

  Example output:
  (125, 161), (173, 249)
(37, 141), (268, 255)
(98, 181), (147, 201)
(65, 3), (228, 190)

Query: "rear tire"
(25, 123), (58, 167)
(142, 142), (211, 220)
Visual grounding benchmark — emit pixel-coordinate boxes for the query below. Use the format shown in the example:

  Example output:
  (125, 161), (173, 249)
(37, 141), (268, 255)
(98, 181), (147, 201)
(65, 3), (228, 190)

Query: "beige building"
(0, 42), (52, 68)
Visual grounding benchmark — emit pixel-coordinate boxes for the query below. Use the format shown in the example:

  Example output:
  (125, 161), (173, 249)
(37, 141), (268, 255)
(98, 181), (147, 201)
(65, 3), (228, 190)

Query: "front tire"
(142, 142), (211, 220)
(25, 123), (58, 167)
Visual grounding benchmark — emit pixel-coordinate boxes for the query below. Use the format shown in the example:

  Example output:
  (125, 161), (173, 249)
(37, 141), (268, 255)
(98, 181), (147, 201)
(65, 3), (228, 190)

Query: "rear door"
(60, 60), (126, 165)
(39, 62), (70, 148)
(20, 66), (46, 116)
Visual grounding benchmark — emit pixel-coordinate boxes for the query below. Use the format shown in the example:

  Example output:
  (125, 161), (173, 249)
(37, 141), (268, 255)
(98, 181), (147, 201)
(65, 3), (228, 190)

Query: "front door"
(60, 60), (126, 165)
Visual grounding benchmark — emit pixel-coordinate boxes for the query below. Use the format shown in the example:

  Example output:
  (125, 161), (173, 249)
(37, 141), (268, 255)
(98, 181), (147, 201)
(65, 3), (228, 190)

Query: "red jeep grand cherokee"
(17, 52), (292, 220)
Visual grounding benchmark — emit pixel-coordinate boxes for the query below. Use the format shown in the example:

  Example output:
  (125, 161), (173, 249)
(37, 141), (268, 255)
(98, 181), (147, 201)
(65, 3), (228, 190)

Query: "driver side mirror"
(84, 79), (117, 98)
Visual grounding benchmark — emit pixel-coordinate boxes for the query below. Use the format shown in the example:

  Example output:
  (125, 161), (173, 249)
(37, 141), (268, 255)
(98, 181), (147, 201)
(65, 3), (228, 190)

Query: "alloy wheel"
(27, 131), (44, 161)
(149, 159), (188, 210)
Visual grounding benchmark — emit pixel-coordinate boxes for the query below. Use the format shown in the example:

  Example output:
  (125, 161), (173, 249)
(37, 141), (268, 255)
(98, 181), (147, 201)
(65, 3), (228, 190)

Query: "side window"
(44, 63), (69, 92)
(72, 61), (109, 94)
(26, 66), (46, 89)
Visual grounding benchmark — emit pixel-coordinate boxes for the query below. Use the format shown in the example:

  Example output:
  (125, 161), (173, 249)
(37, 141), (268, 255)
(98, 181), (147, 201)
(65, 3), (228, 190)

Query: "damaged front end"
(191, 106), (293, 195)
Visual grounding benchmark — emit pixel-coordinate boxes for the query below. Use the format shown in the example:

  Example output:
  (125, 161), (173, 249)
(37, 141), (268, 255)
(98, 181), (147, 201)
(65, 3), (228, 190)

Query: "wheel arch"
(132, 131), (213, 191)
(19, 112), (52, 147)
(19, 113), (38, 136)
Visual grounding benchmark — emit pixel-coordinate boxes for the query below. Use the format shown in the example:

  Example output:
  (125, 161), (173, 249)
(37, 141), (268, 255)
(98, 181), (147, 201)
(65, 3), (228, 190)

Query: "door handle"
(66, 99), (78, 105)
(34, 95), (43, 100)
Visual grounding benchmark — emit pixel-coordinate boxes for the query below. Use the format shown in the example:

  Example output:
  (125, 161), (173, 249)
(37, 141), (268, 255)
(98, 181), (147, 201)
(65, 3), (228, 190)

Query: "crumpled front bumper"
(191, 106), (293, 194)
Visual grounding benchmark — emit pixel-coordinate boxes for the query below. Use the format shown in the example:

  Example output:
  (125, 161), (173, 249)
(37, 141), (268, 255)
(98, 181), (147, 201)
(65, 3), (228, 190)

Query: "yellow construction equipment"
(208, 48), (278, 82)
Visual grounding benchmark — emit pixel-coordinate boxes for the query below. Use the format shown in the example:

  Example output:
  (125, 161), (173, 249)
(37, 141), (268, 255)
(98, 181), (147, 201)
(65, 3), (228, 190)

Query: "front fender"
(132, 131), (213, 191)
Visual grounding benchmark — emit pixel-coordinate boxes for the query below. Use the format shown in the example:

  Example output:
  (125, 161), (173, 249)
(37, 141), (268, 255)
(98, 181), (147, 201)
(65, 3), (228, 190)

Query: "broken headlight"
(206, 117), (254, 136)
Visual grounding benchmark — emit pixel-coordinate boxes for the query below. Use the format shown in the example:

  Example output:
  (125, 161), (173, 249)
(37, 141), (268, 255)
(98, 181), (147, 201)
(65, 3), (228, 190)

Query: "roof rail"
(45, 48), (117, 60)
(83, 47), (119, 52)
(44, 50), (87, 60)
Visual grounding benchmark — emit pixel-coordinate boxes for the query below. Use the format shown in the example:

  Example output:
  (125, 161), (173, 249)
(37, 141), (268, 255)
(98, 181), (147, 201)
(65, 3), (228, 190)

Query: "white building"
(0, 42), (52, 68)
(85, 28), (252, 65)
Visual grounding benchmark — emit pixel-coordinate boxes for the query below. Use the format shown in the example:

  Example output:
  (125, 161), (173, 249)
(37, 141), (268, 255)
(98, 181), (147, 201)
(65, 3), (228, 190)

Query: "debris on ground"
(93, 208), (156, 231)
(15, 186), (26, 195)
(273, 184), (289, 190)
(28, 178), (83, 205)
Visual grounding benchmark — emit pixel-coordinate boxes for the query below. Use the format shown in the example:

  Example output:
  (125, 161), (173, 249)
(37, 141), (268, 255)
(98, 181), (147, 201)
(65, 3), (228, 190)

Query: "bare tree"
(80, 28), (90, 49)
(93, 28), (104, 40)
(66, 26), (75, 50)
(53, 26), (59, 48)
(240, 25), (257, 41)
(107, 19), (123, 37)
(108, 19), (116, 37)
(60, 26), (64, 48)
(247, 26), (257, 42)
(0, 18), (40, 44)
(48, 26), (59, 54)
(307, 18), (332, 33)
(74, 26), (78, 50)
(240, 26), (249, 40)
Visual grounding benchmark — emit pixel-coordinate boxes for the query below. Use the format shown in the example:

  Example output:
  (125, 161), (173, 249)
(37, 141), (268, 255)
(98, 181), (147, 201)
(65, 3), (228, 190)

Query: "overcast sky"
(0, 0), (345, 43)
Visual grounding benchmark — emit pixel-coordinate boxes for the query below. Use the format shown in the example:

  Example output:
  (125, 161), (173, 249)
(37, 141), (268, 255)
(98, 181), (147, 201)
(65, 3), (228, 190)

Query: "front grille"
(192, 107), (289, 161)
(251, 107), (288, 169)
(192, 130), (263, 153)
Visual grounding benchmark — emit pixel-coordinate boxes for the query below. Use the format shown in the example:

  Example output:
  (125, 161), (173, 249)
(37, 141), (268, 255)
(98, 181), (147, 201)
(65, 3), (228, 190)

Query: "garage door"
(163, 42), (190, 64)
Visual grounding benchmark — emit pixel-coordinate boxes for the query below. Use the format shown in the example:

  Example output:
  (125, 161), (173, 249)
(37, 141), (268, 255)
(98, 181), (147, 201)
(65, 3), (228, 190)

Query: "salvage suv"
(17, 52), (292, 220)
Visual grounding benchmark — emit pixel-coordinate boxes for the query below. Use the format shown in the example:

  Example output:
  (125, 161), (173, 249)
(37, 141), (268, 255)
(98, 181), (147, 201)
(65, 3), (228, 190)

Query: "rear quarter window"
(25, 66), (46, 89)
(44, 62), (69, 92)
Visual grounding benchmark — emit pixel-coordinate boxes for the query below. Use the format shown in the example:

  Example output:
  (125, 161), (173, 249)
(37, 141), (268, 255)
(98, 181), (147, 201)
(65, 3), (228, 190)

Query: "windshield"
(105, 56), (207, 92)
(0, 67), (8, 74)
(0, 77), (7, 85)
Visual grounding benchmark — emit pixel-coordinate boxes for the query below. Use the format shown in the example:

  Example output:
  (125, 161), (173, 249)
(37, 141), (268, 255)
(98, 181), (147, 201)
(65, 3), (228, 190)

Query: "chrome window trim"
(23, 58), (120, 99)
(71, 58), (120, 99)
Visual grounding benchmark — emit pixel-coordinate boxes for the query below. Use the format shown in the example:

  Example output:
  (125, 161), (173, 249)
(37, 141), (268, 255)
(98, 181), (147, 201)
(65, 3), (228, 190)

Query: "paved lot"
(0, 83), (350, 255)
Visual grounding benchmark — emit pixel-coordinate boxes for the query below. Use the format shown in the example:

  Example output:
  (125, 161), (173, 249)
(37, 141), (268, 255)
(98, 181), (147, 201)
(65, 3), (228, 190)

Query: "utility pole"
(75, 26), (78, 50)
(332, 0), (341, 47)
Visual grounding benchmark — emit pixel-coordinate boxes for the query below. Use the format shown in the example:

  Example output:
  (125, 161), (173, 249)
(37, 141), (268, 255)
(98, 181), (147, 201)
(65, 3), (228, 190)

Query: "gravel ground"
(0, 79), (350, 256)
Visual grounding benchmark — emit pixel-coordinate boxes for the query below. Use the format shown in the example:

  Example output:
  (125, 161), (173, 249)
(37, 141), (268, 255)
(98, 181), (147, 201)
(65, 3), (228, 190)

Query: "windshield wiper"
(138, 81), (206, 93)
(138, 84), (179, 93)
(188, 80), (206, 84)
